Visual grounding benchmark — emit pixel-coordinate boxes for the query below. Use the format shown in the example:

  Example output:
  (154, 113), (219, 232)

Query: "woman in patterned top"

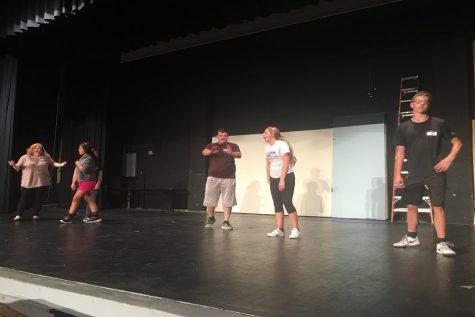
(8, 143), (67, 221)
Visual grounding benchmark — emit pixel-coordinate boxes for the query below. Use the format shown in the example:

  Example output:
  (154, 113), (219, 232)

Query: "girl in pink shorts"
(60, 142), (102, 224)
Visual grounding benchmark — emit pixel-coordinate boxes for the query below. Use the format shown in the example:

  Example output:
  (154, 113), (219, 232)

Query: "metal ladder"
(390, 75), (434, 223)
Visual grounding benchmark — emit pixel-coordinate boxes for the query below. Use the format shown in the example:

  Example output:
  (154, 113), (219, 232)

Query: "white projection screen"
(214, 129), (334, 217)
(213, 125), (387, 219)
(331, 123), (387, 220)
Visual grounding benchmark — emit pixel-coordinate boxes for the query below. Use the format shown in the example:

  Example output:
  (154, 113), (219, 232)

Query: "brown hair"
(412, 90), (432, 101)
(265, 126), (297, 166)
(217, 128), (229, 135)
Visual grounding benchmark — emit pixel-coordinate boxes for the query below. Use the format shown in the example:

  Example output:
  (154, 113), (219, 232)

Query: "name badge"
(426, 131), (437, 136)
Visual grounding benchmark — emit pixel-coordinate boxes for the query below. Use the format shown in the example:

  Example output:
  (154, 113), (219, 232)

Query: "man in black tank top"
(392, 91), (462, 256)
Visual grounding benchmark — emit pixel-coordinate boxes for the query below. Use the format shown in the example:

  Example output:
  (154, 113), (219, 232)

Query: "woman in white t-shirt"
(263, 126), (300, 239)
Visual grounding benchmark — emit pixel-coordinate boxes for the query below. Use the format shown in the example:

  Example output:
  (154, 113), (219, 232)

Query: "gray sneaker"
(436, 241), (456, 257)
(393, 234), (420, 247)
(204, 217), (216, 228)
(221, 221), (233, 230)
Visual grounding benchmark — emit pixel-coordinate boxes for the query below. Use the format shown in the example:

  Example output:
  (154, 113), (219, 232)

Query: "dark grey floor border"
(0, 267), (258, 317)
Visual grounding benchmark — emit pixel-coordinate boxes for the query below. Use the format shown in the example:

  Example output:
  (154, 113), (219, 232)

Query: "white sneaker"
(393, 234), (420, 247)
(267, 228), (285, 237)
(289, 228), (301, 239)
(436, 241), (456, 257)
(13, 215), (20, 222)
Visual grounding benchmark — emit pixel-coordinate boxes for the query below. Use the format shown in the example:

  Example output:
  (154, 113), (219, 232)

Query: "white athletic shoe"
(436, 241), (456, 257)
(267, 228), (285, 237)
(393, 234), (420, 247)
(289, 228), (301, 239)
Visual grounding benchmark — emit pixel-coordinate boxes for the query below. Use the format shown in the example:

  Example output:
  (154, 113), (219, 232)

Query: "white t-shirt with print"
(265, 140), (293, 178)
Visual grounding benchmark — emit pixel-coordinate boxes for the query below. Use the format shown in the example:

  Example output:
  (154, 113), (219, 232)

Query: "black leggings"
(269, 172), (296, 213)
(17, 186), (48, 216)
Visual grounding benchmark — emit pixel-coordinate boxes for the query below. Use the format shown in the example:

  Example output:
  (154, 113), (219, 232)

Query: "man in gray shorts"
(392, 91), (462, 256)
(202, 128), (242, 230)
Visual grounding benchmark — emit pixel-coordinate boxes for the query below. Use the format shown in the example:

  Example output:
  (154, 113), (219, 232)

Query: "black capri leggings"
(17, 186), (48, 216)
(269, 172), (297, 213)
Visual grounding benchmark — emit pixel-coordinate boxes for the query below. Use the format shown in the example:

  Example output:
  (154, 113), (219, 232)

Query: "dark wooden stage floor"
(0, 208), (474, 317)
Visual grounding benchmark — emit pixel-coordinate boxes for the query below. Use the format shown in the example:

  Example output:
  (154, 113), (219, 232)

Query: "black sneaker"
(60, 213), (76, 224)
(204, 217), (216, 228)
(85, 213), (102, 223)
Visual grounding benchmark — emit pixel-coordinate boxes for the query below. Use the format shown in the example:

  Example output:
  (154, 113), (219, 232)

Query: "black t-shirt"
(393, 117), (456, 177)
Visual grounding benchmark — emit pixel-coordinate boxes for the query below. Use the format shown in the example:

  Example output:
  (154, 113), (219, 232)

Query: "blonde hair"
(266, 126), (297, 166)
(26, 143), (47, 156)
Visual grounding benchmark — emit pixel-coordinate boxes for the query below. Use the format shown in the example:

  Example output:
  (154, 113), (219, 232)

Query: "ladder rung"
(401, 75), (419, 81)
(393, 208), (431, 213)
(401, 88), (418, 93)
(393, 208), (407, 212)
(401, 99), (413, 102)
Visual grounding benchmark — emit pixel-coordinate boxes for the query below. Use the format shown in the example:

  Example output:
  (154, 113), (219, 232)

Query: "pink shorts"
(78, 180), (97, 193)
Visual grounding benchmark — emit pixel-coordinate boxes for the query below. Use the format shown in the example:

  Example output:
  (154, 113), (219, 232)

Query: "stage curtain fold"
(0, 0), (94, 38)
(0, 54), (18, 214)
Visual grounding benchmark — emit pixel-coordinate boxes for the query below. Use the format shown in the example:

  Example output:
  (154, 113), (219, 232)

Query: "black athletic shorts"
(403, 172), (446, 207)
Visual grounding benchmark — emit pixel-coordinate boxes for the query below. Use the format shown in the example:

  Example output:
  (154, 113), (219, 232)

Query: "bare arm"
(75, 160), (84, 172)
(95, 170), (104, 190)
(228, 149), (241, 158)
(71, 169), (78, 190)
(266, 160), (271, 184)
(74, 157), (93, 174)
(8, 160), (20, 171)
(53, 161), (67, 168)
(202, 146), (219, 156)
(224, 144), (241, 158)
(393, 146), (405, 188)
(434, 137), (462, 172)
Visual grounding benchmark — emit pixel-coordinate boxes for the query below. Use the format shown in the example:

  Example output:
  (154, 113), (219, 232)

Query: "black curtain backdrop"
(3, 58), (113, 213)
(0, 54), (17, 214)
(56, 61), (113, 208)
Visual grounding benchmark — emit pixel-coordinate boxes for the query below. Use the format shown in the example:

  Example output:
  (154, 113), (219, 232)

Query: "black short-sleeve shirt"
(393, 117), (456, 177)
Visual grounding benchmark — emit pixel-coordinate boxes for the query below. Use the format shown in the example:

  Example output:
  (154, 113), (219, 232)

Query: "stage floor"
(0, 208), (474, 317)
